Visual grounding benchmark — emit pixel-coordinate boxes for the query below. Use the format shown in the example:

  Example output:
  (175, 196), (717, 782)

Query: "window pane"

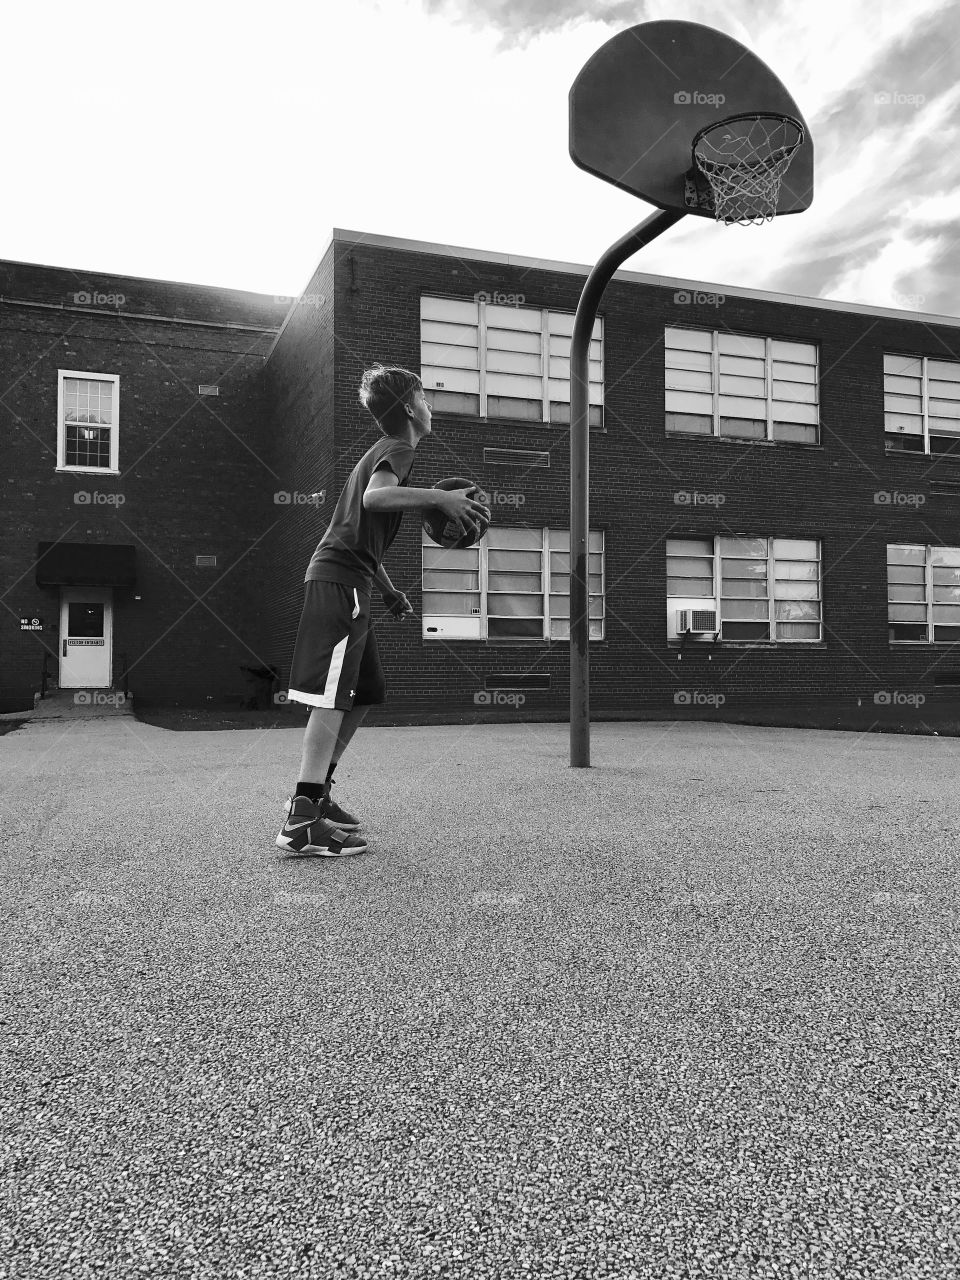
(775, 561), (819, 579)
(422, 591), (478, 614)
(722, 622), (769, 640)
(775, 582), (820, 600)
(723, 578), (767, 598)
(666, 389), (714, 414)
(666, 413), (713, 433)
(718, 355), (764, 377)
(772, 360), (817, 384)
(884, 374), (922, 395)
(666, 368), (713, 392)
(719, 417), (765, 439)
(490, 572), (541, 592)
(486, 303), (541, 331)
(934, 626), (960, 641)
(884, 354), (922, 376)
(719, 394), (769, 418)
(885, 542), (926, 563)
(488, 594), (542, 617)
(933, 566), (960, 587)
(885, 393), (923, 414)
(488, 551), (542, 573)
(887, 565), (925, 584)
(421, 296), (479, 323)
(422, 341), (478, 369)
(487, 326), (541, 354)
(719, 374), (766, 397)
(718, 333), (765, 357)
(423, 569), (479, 590)
(667, 538), (713, 555)
(487, 395), (541, 420)
(889, 585), (925, 602)
(777, 623), (820, 639)
(488, 348), (541, 375)
(932, 606), (960, 623)
(771, 340), (816, 363)
(775, 599), (820, 619)
(929, 399), (960, 419)
(721, 598), (768, 619)
(772, 421), (818, 443)
(489, 528), (542, 549)
(666, 348), (712, 372)
(422, 366), (480, 394)
(772, 380), (817, 404)
(930, 547), (960, 566)
(890, 623), (927, 642)
(424, 390), (479, 416)
(772, 402), (819, 424)
(884, 413), (923, 434)
(774, 539), (818, 558)
(490, 617), (542, 638)
(928, 359), (960, 382)
(668, 556), (714, 576)
(718, 537), (767, 556)
(667, 577), (714, 596)
(888, 603), (927, 621)
(665, 326), (712, 352)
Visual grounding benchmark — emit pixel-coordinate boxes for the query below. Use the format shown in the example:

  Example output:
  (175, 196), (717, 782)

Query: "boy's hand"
(440, 486), (492, 534)
(382, 588), (413, 620)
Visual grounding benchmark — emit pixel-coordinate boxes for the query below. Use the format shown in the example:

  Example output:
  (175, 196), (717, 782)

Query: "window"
(420, 295), (603, 426)
(666, 536), (822, 642)
(57, 371), (120, 472)
(887, 544), (960, 643)
(421, 527), (604, 641)
(665, 328), (819, 443)
(884, 354), (960, 457)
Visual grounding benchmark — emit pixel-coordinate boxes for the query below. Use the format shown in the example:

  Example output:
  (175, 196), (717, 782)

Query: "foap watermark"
(273, 293), (326, 310)
(892, 292), (926, 311)
(72, 290), (126, 308)
(874, 691), (926, 707)
(674, 91), (726, 107)
(673, 290), (725, 307)
(674, 490), (726, 506)
(474, 290), (525, 307)
(674, 691), (726, 707)
(874, 91), (925, 108)
(74, 490), (125, 506)
(274, 490), (326, 506)
(474, 691), (526, 708)
(75, 691), (129, 709)
(486, 490), (525, 508)
(874, 490), (925, 507)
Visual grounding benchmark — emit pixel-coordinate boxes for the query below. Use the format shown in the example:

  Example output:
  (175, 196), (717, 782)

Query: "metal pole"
(570, 208), (686, 767)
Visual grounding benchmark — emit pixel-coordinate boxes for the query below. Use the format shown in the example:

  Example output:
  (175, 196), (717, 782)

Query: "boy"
(276, 364), (491, 857)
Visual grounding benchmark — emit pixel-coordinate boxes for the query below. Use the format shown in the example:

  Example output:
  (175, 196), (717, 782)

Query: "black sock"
(295, 781), (325, 803)
(295, 762), (336, 804)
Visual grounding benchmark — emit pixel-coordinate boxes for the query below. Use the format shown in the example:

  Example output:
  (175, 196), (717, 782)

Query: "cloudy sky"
(3, 0), (958, 313)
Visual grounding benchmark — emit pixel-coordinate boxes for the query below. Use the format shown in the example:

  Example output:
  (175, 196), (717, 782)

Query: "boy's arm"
(372, 563), (395, 594)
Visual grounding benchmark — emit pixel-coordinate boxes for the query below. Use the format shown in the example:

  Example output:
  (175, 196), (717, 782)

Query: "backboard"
(569, 20), (813, 219)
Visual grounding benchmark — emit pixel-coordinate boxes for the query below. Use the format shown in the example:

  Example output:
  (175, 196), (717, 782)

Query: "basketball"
(422, 476), (490, 549)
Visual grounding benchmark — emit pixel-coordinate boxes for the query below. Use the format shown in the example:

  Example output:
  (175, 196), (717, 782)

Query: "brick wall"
(0, 261), (286, 712)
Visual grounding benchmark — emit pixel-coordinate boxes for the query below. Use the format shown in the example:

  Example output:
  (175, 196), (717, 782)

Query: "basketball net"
(692, 114), (805, 226)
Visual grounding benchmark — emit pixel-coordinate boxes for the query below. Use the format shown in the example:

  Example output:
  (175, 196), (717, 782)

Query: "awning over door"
(36, 542), (137, 587)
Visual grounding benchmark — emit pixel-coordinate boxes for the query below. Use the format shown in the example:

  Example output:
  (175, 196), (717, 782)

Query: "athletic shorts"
(286, 581), (386, 710)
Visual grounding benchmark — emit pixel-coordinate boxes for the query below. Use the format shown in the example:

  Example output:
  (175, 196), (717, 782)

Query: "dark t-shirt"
(304, 437), (417, 592)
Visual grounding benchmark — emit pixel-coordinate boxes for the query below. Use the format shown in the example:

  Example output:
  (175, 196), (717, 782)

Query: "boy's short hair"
(358, 365), (424, 437)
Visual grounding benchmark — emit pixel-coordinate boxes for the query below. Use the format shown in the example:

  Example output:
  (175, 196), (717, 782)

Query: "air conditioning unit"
(678, 608), (718, 634)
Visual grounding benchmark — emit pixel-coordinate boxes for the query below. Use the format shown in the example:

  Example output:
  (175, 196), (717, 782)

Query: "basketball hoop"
(688, 113), (806, 226)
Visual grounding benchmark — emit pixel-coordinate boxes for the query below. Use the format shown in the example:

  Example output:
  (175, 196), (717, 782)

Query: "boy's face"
(410, 388), (432, 435)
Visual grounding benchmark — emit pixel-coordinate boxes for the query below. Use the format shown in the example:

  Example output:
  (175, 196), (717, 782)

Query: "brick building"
(4, 228), (960, 724)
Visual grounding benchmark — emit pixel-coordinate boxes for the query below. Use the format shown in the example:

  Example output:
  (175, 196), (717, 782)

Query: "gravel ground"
(1, 715), (958, 1280)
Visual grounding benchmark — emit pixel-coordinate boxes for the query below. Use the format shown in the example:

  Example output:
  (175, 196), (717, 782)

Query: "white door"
(59, 589), (112, 688)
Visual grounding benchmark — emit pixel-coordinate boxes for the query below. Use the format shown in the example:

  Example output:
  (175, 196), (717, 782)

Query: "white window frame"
(887, 543), (960, 644)
(56, 371), (120, 474)
(666, 536), (823, 643)
(664, 328), (820, 443)
(421, 527), (605, 642)
(420, 295), (604, 427)
(883, 354), (960, 455)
